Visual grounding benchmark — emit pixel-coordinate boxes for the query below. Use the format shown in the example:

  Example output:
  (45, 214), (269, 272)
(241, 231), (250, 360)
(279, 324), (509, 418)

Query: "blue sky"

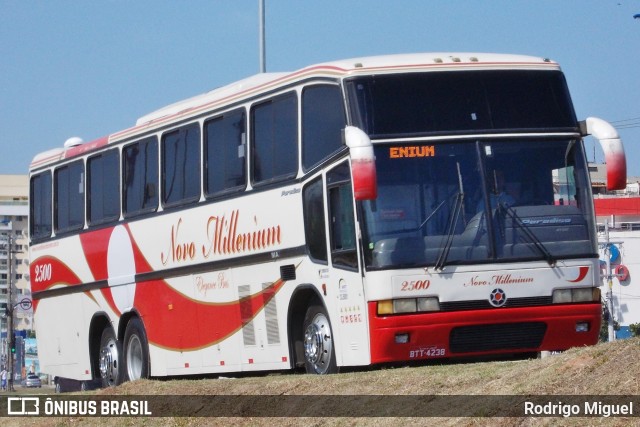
(1, 0), (639, 176)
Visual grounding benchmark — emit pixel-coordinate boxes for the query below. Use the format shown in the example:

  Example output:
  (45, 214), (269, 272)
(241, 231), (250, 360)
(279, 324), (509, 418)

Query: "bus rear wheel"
(124, 317), (149, 381)
(99, 327), (123, 387)
(303, 304), (338, 374)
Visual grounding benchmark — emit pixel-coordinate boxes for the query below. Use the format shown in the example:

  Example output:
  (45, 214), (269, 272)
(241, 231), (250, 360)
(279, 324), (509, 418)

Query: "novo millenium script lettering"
(161, 210), (282, 265)
(464, 274), (534, 287)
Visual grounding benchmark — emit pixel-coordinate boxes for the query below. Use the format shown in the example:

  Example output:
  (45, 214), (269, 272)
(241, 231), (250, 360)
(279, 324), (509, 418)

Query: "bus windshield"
(361, 139), (596, 270)
(346, 70), (577, 137)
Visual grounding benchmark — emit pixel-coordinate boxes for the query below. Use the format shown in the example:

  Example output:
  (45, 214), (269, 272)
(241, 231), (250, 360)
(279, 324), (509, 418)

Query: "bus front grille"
(440, 296), (553, 312)
(449, 322), (547, 354)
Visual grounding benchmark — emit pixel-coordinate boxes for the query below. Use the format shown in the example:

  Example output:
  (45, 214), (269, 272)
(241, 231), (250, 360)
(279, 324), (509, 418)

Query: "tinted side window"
(204, 109), (246, 197)
(54, 160), (84, 233)
(302, 85), (345, 171)
(251, 93), (298, 185)
(88, 149), (120, 225)
(30, 171), (52, 241)
(123, 137), (158, 217)
(162, 123), (201, 207)
(327, 162), (357, 269)
(302, 177), (327, 263)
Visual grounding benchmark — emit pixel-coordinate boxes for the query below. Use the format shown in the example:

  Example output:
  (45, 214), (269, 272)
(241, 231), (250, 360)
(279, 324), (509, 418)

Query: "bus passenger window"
(204, 109), (246, 197)
(302, 85), (346, 171)
(251, 92), (298, 185)
(54, 160), (84, 234)
(88, 149), (120, 225)
(30, 171), (52, 241)
(162, 123), (201, 207)
(123, 137), (158, 217)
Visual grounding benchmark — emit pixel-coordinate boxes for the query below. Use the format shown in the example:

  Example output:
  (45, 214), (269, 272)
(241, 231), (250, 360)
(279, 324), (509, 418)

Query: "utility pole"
(4, 231), (15, 391)
(602, 221), (621, 342)
(259, 0), (266, 73)
(605, 222), (614, 341)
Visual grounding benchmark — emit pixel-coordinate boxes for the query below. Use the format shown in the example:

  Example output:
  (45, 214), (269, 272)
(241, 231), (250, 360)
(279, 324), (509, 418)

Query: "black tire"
(123, 317), (150, 382)
(99, 327), (123, 387)
(302, 304), (338, 374)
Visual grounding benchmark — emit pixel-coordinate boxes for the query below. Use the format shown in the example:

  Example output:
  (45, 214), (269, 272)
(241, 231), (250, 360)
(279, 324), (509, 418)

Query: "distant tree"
(629, 323), (640, 337)
(600, 303), (620, 342)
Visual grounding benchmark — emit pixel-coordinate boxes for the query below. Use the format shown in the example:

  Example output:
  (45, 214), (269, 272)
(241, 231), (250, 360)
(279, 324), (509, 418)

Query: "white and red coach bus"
(29, 53), (626, 389)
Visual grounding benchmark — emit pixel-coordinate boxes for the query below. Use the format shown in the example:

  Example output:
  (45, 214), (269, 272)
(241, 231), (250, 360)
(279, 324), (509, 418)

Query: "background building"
(591, 164), (640, 339)
(0, 175), (31, 337)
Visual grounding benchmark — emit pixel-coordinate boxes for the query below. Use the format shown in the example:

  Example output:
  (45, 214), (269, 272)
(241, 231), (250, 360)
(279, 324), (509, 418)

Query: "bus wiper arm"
(435, 162), (467, 271)
(500, 204), (556, 267)
(434, 192), (464, 271)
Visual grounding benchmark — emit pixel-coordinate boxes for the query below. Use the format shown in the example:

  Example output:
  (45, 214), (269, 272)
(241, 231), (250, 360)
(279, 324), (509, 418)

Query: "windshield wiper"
(435, 162), (466, 271)
(434, 192), (464, 270)
(498, 203), (556, 266)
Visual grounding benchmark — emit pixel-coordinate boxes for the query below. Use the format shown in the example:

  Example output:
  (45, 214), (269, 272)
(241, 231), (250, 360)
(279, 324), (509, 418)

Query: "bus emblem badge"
(489, 288), (507, 307)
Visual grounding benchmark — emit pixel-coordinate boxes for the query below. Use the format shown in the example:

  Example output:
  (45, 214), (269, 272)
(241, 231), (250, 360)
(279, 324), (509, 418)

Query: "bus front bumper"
(367, 301), (601, 364)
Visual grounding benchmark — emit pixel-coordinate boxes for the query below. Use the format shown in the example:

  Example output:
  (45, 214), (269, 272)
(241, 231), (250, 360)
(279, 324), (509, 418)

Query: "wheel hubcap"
(99, 337), (119, 385)
(304, 313), (333, 373)
(126, 334), (143, 381)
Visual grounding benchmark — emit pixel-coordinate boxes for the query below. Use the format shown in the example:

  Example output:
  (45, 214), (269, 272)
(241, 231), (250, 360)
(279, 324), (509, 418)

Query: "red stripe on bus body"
(78, 225), (288, 350)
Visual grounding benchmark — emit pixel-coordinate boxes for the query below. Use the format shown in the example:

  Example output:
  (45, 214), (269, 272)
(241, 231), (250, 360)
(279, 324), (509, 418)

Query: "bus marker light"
(377, 300), (394, 315)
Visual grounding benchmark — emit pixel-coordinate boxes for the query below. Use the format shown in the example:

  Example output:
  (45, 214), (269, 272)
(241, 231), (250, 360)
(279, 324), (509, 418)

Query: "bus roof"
(30, 52), (559, 171)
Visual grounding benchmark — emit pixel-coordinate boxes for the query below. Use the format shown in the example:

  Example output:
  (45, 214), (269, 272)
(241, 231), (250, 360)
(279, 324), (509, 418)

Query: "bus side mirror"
(344, 126), (377, 200)
(581, 117), (627, 191)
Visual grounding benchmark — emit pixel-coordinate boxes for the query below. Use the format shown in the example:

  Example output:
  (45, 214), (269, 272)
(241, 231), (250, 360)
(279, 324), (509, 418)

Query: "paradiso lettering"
(389, 145), (435, 159)
(161, 210), (282, 265)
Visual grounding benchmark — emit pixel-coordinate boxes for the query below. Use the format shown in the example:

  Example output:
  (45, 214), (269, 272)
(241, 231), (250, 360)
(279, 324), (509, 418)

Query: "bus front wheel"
(124, 317), (150, 381)
(302, 304), (338, 374)
(99, 327), (123, 387)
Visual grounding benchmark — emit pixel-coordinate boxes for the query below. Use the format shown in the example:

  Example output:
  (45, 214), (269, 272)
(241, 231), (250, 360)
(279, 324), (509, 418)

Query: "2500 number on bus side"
(34, 263), (52, 282)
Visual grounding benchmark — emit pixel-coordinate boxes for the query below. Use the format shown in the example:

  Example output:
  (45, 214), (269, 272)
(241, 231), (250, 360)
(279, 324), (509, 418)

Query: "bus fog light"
(575, 322), (589, 332)
(395, 333), (410, 344)
(417, 297), (440, 312)
(552, 289), (572, 303)
(393, 299), (417, 313)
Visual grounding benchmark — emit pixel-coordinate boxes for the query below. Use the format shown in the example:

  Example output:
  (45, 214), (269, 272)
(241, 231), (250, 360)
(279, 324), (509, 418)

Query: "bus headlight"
(393, 299), (417, 313)
(377, 297), (440, 315)
(552, 287), (600, 303)
(417, 297), (440, 312)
